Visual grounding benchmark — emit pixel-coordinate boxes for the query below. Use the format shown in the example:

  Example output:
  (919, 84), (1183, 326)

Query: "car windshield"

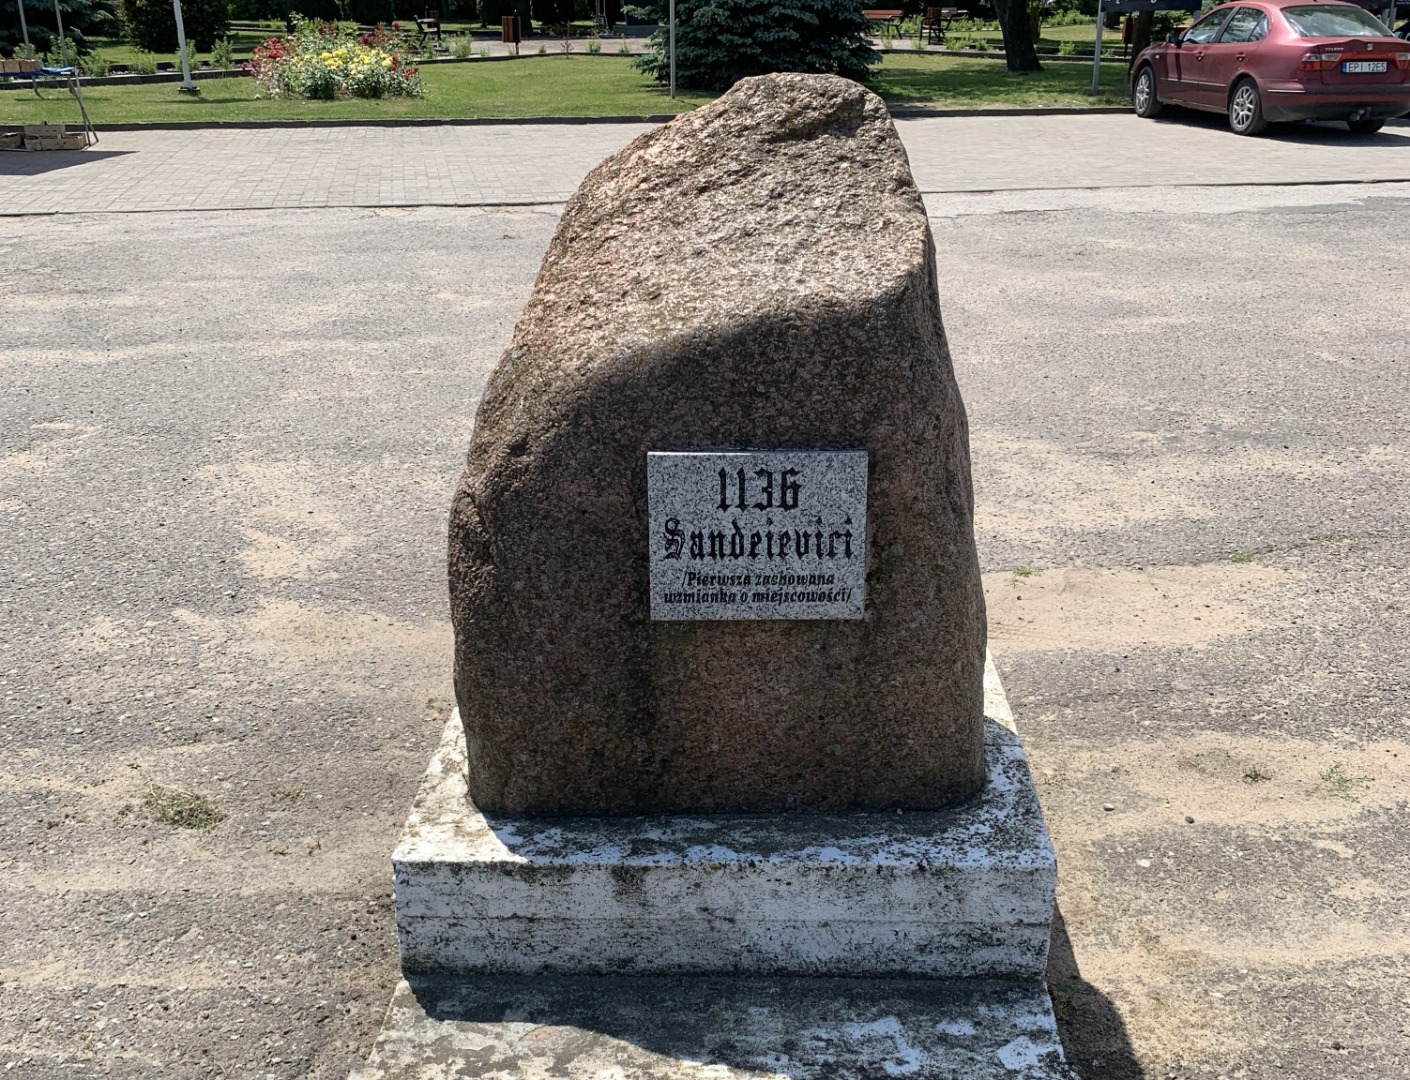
(1282, 5), (1394, 37)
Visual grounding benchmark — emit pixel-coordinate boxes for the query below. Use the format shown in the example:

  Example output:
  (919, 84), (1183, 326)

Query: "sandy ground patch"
(985, 562), (1287, 654)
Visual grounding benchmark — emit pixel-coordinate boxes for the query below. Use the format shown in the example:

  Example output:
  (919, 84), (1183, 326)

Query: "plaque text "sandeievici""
(663, 468), (856, 564)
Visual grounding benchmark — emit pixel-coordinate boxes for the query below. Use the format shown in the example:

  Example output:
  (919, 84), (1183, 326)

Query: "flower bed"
(251, 20), (423, 100)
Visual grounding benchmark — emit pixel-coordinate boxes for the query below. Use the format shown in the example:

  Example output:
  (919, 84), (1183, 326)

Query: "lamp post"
(173, 0), (198, 93)
(1090, 0), (1104, 94)
(16, 0), (30, 50)
(51, 0), (65, 61)
(668, 0), (676, 99)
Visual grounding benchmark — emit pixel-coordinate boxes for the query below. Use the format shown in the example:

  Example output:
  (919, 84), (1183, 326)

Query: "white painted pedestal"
(354, 656), (1074, 1079)
(394, 716), (1053, 978)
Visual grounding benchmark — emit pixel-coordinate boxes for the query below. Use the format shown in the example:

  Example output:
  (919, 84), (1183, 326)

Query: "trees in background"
(477, 0), (531, 29)
(1, 0), (120, 55)
(530, 0), (570, 28)
(991, 0), (1041, 71)
(120, 0), (229, 50)
(630, 0), (877, 91)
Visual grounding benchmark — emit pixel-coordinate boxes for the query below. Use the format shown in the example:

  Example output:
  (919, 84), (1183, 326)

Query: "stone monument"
(361, 73), (1072, 1080)
(448, 71), (987, 818)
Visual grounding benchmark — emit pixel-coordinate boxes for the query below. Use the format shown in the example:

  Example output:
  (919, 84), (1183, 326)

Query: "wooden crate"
(26, 137), (87, 151)
(21, 125), (88, 151)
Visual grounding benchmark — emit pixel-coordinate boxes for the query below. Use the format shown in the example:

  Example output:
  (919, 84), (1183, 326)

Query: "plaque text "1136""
(646, 450), (868, 621)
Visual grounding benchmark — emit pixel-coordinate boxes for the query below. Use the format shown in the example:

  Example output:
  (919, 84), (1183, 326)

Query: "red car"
(1131, 0), (1410, 135)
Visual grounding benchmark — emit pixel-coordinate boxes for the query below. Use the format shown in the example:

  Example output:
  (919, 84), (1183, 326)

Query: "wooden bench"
(863, 8), (904, 32)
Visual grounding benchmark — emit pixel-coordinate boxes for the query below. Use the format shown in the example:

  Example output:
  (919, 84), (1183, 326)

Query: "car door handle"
(1194, 51), (1205, 60)
(1235, 52), (1246, 61)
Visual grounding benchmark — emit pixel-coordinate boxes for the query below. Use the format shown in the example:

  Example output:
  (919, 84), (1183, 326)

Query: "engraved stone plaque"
(647, 450), (868, 621)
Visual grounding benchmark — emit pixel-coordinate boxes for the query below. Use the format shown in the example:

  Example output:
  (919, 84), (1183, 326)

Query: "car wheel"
(1347, 117), (1385, 135)
(1228, 79), (1267, 136)
(1132, 65), (1162, 119)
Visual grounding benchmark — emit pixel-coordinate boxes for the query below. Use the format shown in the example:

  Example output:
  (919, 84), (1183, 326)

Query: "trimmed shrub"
(531, 0), (572, 29)
(228, 0), (285, 17)
(631, 0), (877, 90)
(291, 0), (342, 20)
(479, 0), (530, 28)
(122, 0), (231, 51)
(349, 0), (395, 24)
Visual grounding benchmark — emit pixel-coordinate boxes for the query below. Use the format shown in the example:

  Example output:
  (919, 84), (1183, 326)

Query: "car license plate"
(1342, 60), (1387, 73)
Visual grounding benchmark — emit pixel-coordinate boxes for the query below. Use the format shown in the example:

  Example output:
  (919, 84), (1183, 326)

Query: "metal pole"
(51, 0), (65, 60)
(668, 0), (675, 99)
(17, 0), (30, 50)
(1090, 0), (1104, 95)
(172, 0), (197, 92)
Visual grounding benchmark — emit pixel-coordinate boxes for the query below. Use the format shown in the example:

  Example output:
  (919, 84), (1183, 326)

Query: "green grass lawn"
(79, 20), (611, 69)
(872, 54), (1131, 108)
(0, 54), (1132, 127)
(968, 19), (1114, 48)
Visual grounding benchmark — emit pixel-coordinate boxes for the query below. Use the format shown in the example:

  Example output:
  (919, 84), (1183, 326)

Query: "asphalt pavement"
(1, 111), (1407, 1079)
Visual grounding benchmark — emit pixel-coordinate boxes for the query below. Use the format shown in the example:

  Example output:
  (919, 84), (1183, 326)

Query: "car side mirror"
(1166, 31), (1183, 44)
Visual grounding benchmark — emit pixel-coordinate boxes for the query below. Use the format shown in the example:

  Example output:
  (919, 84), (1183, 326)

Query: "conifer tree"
(630, 0), (877, 91)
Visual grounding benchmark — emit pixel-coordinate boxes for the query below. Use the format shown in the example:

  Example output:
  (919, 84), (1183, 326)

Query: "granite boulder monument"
(448, 72), (987, 818)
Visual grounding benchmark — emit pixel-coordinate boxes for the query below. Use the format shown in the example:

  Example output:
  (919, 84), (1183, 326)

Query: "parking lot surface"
(2, 113), (1408, 1079)
(1, 112), (1409, 214)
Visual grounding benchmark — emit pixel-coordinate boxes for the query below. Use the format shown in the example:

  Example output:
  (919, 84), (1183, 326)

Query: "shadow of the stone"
(1046, 906), (1145, 1079)
(400, 972), (1071, 1077)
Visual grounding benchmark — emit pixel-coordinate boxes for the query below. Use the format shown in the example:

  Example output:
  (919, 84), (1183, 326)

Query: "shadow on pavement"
(0, 149), (133, 176)
(1151, 106), (1410, 144)
(1046, 905), (1146, 1079)
(395, 972), (1071, 1076)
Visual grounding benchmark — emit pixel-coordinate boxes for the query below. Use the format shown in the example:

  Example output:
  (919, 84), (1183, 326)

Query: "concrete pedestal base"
(356, 655), (1072, 1078)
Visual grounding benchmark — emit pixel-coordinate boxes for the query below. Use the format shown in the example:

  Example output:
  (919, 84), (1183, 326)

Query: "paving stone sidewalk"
(1, 113), (1407, 215)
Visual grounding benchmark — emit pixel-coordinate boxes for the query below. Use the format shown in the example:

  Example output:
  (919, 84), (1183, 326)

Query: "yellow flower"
(319, 50), (331, 59)
(381, 57), (392, 67)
